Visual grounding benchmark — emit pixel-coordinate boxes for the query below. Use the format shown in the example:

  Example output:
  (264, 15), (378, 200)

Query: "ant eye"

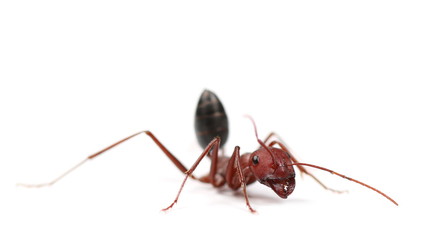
(252, 155), (259, 165)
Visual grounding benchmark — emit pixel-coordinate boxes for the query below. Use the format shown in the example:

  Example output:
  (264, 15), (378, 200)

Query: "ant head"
(244, 116), (398, 206)
(249, 147), (296, 199)
(245, 115), (296, 198)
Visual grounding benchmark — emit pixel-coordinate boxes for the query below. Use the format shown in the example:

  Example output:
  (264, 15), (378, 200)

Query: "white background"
(1, 0), (442, 239)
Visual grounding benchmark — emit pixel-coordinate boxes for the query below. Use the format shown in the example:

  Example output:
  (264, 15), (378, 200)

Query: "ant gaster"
(18, 90), (398, 212)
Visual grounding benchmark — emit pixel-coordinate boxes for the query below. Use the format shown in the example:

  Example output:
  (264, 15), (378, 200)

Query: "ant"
(17, 90), (398, 212)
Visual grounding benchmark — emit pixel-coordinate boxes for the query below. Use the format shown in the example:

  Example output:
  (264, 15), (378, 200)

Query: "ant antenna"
(244, 115), (276, 164)
(290, 162), (398, 206)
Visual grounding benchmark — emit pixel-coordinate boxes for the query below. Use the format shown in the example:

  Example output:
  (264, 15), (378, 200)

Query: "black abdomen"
(195, 90), (229, 148)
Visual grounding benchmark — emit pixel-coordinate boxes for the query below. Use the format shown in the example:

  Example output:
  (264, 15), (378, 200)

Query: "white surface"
(1, 1), (442, 239)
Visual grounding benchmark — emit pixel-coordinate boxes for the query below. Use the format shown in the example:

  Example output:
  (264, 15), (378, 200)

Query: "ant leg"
(194, 139), (222, 187)
(225, 146), (256, 213)
(162, 137), (221, 211)
(17, 131), (192, 188)
(268, 140), (347, 194)
(263, 132), (284, 145)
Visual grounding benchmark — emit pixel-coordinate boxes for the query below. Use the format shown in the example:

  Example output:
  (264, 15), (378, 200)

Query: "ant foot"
(326, 188), (348, 194)
(161, 201), (177, 212)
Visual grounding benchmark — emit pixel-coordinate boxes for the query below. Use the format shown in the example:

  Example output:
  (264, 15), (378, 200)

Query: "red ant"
(17, 90), (398, 212)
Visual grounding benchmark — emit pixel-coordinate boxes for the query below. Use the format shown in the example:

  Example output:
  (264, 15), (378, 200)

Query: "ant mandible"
(17, 90), (398, 212)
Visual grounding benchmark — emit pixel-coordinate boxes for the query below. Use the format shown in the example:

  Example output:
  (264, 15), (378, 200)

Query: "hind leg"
(17, 131), (193, 188)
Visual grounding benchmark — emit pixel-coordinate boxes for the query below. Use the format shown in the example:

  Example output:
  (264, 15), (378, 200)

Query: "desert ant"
(17, 90), (398, 212)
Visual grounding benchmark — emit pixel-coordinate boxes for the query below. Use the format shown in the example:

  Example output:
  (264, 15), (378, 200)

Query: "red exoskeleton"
(18, 90), (398, 212)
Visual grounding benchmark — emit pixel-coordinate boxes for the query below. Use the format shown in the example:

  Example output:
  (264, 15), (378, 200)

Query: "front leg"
(225, 147), (256, 213)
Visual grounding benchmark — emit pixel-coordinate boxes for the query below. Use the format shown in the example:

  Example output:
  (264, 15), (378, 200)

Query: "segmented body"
(194, 90), (229, 148)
